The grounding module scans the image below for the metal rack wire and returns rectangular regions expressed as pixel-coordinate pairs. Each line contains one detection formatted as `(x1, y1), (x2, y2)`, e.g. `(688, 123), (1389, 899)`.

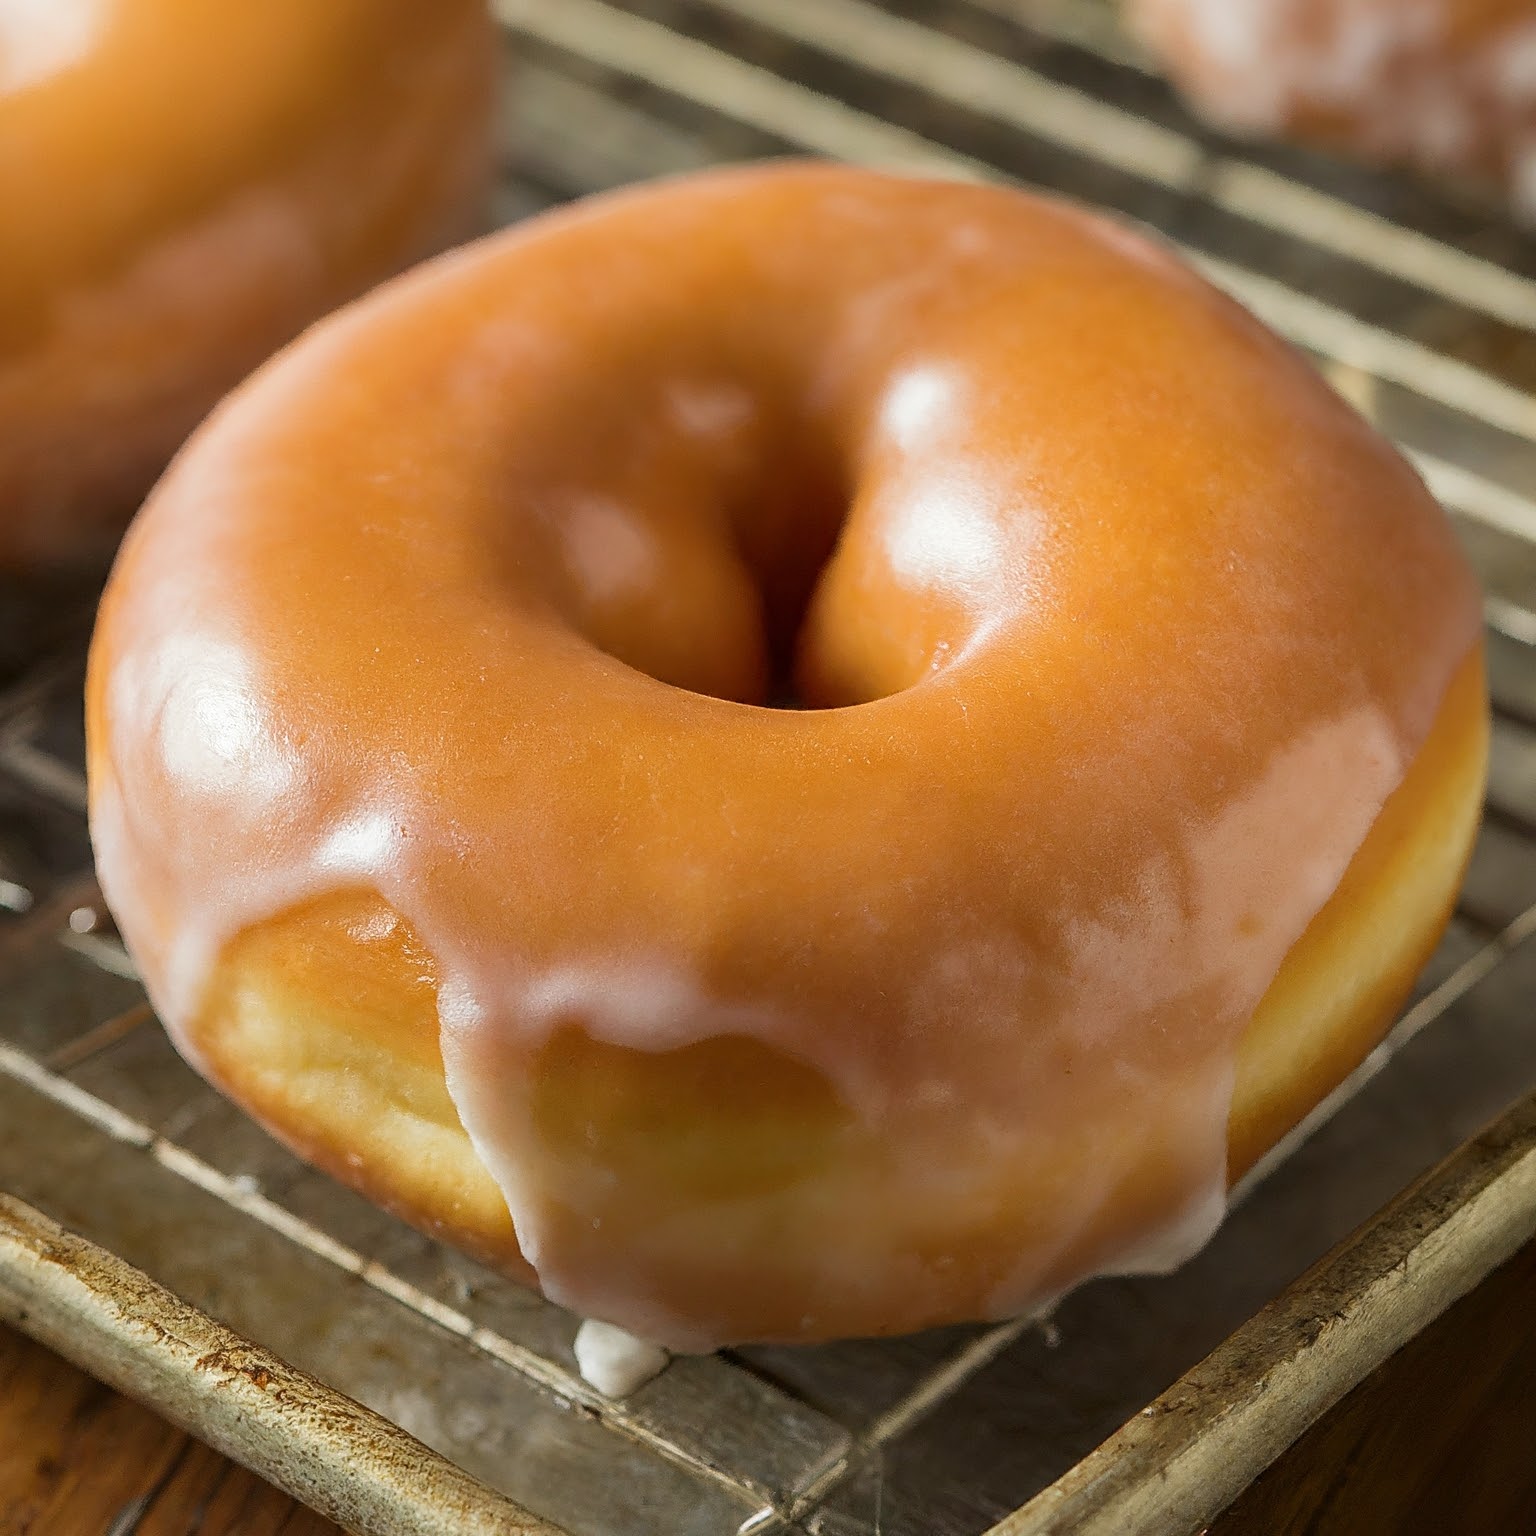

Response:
(4, 3), (1536, 1533)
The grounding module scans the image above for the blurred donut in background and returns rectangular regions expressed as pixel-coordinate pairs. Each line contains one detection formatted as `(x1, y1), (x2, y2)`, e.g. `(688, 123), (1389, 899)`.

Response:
(0, 0), (496, 568)
(1130, 0), (1536, 217)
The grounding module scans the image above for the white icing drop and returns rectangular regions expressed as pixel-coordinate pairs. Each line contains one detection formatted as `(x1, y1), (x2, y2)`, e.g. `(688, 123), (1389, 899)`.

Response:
(572, 1318), (671, 1397)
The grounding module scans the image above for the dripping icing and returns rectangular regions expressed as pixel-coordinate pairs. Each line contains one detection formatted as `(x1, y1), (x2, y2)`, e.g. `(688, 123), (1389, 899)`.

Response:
(97, 693), (1407, 1348)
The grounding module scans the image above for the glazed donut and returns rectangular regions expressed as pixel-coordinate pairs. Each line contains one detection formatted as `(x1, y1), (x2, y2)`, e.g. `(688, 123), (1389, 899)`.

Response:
(86, 164), (1487, 1351)
(0, 0), (495, 568)
(1130, 0), (1536, 215)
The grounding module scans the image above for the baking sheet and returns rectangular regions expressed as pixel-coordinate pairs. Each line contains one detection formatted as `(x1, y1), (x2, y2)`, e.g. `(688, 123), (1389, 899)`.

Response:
(5, 3), (1536, 1533)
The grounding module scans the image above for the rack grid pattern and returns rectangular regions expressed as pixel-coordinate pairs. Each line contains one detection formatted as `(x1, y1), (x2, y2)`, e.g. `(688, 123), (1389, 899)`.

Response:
(4, 4), (1536, 1533)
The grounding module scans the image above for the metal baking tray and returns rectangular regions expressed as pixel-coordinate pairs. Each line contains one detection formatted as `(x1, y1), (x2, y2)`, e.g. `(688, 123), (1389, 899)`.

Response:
(6, 2), (1536, 1532)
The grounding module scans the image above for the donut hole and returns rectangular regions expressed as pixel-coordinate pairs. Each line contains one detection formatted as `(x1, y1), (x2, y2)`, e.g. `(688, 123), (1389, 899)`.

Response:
(530, 1024), (855, 1204)
(539, 356), (995, 711)
(734, 490), (851, 710)
(550, 443), (858, 709)
(554, 447), (990, 712)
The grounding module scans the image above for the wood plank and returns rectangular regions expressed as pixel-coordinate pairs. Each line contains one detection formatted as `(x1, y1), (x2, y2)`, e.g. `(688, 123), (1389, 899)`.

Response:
(0, 1320), (183, 1534)
(0, 1322), (339, 1536)
(136, 1436), (341, 1536)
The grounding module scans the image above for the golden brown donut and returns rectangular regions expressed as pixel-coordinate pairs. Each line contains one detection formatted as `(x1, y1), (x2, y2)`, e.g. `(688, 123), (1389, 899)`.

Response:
(0, 0), (495, 568)
(86, 164), (1486, 1350)
(1130, 0), (1536, 214)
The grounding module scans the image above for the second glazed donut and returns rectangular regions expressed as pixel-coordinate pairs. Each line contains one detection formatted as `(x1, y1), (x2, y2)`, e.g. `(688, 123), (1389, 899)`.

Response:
(1131, 0), (1536, 215)
(0, 0), (495, 567)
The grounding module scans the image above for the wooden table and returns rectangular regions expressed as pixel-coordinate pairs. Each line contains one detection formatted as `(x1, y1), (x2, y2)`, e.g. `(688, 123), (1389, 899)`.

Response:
(5, 1240), (1534, 1536)
(0, 1321), (338, 1536)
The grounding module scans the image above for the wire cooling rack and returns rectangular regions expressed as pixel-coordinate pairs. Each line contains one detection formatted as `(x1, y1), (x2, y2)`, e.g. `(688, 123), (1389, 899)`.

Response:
(4, 3), (1536, 1533)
